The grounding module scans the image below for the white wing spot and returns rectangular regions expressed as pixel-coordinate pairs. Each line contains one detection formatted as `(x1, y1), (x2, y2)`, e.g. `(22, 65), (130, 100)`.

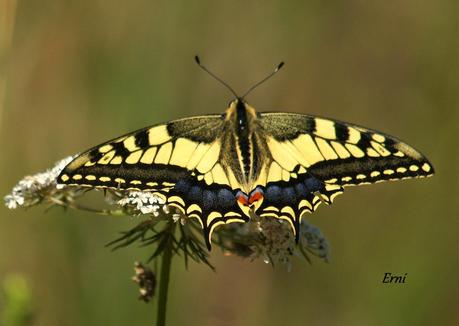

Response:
(366, 148), (380, 157)
(347, 127), (361, 144)
(421, 163), (431, 172)
(110, 156), (123, 165)
(372, 134), (386, 143)
(345, 144), (365, 158)
(314, 118), (336, 139)
(126, 150), (143, 164)
(140, 147), (158, 164)
(98, 145), (113, 153)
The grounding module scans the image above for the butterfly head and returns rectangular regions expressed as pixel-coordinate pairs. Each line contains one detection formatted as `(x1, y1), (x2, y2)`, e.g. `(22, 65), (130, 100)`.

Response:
(225, 98), (257, 122)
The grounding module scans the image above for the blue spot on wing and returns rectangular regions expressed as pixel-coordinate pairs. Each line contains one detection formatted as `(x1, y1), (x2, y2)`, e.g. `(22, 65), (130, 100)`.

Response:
(174, 179), (191, 193)
(282, 187), (296, 206)
(265, 185), (282, 202)
(171, 178), (239, 214)
(265, 174), (323, 206)
(304, 175), (323, 192)
(188, 186), (202, 203)
(202, 190), (217, 211)
(294, 183), (308, 197)
(217, 189), (236, 210)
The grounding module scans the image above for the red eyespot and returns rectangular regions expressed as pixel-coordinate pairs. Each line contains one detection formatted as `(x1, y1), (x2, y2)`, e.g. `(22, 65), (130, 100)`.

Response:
(237, 189), (264, 207)
(248, 191), (263, 204)
(237, 193), (249, 206)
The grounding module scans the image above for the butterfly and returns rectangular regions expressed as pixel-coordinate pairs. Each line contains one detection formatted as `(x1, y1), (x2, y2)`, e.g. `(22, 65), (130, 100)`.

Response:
(57, 58), (434, 250)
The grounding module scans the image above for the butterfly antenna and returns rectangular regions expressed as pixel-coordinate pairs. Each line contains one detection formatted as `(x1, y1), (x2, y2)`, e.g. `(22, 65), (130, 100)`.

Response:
(195, 55), (238, 98)
(241, 62), (284, 98)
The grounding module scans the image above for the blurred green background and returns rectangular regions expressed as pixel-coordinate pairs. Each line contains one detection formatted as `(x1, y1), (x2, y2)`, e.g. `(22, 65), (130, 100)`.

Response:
(1, 0), (458, 325)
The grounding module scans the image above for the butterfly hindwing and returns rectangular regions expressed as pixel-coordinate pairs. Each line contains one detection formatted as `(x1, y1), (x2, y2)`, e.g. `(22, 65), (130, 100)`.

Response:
(257, 164), (343, 241)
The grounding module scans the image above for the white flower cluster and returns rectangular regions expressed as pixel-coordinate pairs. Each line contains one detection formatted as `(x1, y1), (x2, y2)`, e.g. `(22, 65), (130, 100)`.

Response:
(117, 191), (166, 216)
(4, 155), (75, 209)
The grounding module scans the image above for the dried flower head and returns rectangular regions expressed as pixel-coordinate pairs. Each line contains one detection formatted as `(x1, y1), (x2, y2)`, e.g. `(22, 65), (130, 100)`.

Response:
(214, 216), (329, 270)
(132, 262), (156, 302)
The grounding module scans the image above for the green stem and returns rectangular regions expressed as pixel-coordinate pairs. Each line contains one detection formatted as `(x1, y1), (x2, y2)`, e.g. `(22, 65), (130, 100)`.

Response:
(156, 224), (174, 326)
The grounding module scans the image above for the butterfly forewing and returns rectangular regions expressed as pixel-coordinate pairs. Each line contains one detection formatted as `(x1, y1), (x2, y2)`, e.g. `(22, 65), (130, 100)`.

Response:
(259, 112), (434, 186)
(59, 116), (220, 189)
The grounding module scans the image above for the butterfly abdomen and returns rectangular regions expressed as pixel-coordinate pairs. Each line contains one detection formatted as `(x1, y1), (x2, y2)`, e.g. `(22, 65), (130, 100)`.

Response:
(235, 100), (252, 179)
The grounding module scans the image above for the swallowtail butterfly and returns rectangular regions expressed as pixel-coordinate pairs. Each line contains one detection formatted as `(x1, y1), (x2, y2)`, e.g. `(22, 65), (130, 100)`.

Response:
(58, 59), (434, 249)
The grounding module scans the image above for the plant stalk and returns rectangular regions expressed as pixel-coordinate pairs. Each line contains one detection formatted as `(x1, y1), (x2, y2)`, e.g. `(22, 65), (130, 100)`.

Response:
(156, 223), (174, 326)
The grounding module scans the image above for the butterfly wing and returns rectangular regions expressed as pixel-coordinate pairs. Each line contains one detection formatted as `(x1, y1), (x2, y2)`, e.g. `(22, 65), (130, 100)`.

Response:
(260, 112), (434, 184)
(255, 112), (434, 238)
(57, 115), (247, 249)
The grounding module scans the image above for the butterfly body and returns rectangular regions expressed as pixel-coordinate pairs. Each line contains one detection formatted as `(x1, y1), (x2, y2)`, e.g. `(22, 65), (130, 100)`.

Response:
(58, 99), (434, 249)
